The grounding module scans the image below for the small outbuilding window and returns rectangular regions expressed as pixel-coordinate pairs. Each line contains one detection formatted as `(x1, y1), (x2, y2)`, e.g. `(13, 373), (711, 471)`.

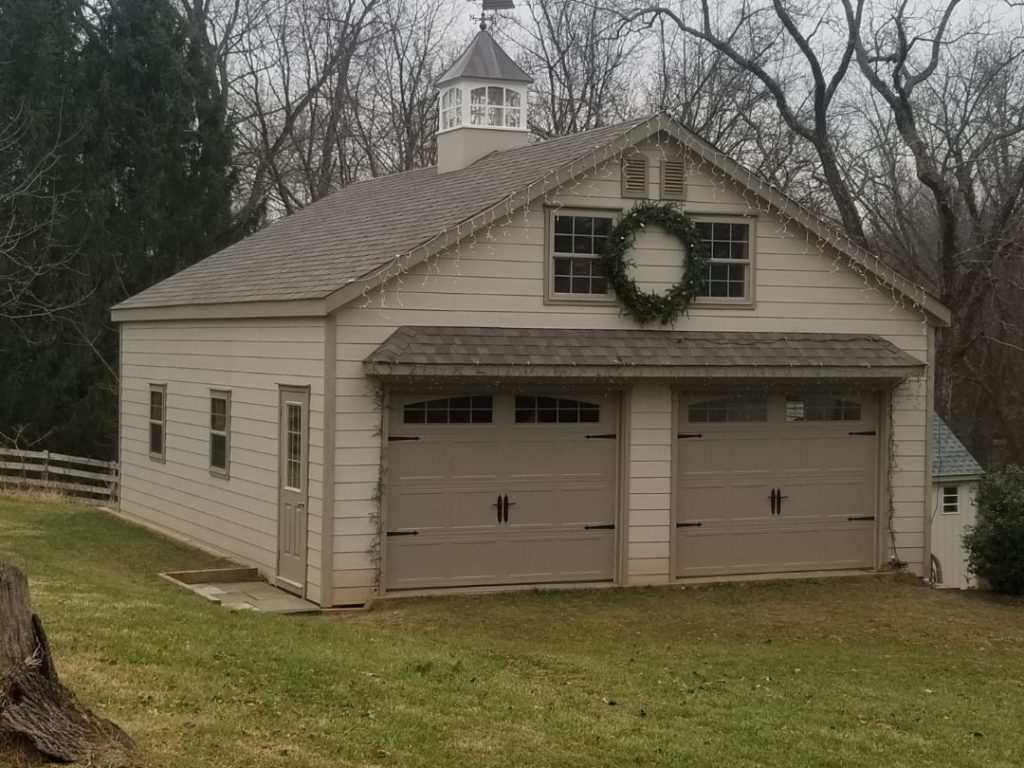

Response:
(550, 212), (615, 297)
(210, 391), (230, 477)
(441, 87), (462, 130)
(694, 220), (752, 301)
(470, 86), (522, 128)
(942, 486), (959, 514)
(688, 398), (767, 423)
(515, 396), (600, 424)
(149, 385), (166, 460)
(785, 395), (862, 422)
(404, 396), (493, 424)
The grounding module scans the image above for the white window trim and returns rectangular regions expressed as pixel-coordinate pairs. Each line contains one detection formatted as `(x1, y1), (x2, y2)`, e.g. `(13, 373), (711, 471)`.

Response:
(544, 206), (620, 305)
(941, 486), (960, 515)
(437, 79), (528, 134)
(148, 384), (167, 462)
(689, 214), (757, 308)
(209, 390), (231, 478)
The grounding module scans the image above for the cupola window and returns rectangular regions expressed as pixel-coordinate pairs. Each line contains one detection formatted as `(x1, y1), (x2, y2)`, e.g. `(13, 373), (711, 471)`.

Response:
(441, 87), (463, 130)
(470, 86), (523, 128)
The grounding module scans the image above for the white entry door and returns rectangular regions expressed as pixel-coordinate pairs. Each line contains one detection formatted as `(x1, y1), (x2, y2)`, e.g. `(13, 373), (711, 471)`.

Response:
(277, 387), (309, 593)
(384, 392), (619, 591)
(675, 392), (878, 578)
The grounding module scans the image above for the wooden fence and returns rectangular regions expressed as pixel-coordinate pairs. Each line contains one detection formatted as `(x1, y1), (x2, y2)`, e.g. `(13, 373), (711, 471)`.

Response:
(0, 448), (118, 505)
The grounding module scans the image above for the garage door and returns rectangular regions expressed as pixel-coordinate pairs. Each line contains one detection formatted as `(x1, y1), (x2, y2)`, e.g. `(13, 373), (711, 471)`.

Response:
(385, 392), (619, 591)
(675, 392), (878, 578)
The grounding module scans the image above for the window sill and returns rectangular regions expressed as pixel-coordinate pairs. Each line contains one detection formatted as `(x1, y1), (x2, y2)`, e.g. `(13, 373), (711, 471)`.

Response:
(149, 453), (166, 464)
(690, 299), (756, 310)
(210, 468), (230, 480)
(544, 294), (618, 307)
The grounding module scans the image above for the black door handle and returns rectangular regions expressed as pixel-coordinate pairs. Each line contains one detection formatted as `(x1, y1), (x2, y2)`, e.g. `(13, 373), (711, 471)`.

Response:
(769, 488), (777, 515)
(778, 490), (788, 515)
(494, 494), (503, 523)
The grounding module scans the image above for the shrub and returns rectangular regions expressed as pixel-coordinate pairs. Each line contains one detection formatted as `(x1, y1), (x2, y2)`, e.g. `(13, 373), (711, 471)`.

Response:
(964, 465), (1024, 594)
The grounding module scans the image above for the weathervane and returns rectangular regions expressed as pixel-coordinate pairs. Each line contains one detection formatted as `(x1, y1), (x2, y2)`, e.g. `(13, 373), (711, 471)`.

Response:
(470, 0), (515, 31)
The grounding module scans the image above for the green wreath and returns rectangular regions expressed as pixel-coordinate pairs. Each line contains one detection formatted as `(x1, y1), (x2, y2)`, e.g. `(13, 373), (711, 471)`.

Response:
(599, 201), (708, 325)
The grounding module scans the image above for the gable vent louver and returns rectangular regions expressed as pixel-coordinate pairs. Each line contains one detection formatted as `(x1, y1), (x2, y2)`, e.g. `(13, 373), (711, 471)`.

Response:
(661, 159), (687, 201)
(621, 155), (648, 199)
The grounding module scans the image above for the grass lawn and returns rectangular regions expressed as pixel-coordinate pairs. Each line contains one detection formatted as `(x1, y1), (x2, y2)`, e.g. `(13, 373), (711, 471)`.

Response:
(1, 499), (1023, 767)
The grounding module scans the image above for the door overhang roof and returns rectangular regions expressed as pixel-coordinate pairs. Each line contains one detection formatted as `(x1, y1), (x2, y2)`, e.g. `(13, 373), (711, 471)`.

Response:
(364, 326), (925, 381)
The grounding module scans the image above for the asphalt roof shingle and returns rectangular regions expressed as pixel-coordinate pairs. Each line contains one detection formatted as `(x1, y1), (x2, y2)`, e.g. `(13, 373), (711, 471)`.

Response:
(933, 415), (984, 479)
(364, 327), (925, 373)
(116, 117), (651, 311)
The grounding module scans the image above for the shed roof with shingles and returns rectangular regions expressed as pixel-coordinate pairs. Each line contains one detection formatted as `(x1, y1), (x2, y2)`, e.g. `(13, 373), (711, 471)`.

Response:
(933, 416), (984, 479)
(115, 117), (651, 311)
(364, 327), (925, 377)
(113, 113), (948, 324)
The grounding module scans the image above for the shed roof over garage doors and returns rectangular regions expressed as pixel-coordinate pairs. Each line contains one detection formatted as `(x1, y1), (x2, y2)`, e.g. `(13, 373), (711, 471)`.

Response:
(365, 327), (925, 381)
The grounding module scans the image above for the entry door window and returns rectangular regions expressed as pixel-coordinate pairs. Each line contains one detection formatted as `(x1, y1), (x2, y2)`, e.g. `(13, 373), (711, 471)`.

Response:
(285, 403), (303, 490)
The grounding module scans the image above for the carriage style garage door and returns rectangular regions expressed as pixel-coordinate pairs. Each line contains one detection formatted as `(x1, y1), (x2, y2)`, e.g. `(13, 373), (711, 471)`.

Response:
(384, 392), (619, 591)
(675, 392), (879, 578)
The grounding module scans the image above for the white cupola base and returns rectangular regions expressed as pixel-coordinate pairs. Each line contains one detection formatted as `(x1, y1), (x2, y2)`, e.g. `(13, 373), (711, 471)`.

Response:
(435, 29), (533, 173)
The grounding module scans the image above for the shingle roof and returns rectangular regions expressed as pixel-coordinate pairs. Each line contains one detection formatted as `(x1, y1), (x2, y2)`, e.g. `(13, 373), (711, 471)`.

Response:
(436, 29), (532, 86)
(364, 327), (925, 377)
(115, 117), (651, 311)
(933, 416), (984, 479)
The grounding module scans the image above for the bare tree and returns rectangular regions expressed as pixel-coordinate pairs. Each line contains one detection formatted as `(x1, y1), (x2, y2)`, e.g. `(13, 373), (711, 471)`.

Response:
(0, 113), (77, 323)
(500, 1), (642, 138)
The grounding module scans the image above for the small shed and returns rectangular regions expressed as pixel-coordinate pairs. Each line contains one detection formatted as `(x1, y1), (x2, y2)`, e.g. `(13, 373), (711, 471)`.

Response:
(930, 416), (985, 589)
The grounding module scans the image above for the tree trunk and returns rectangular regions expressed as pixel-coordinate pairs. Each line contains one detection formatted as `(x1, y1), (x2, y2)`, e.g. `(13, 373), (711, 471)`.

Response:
(0, 563), (135, 766)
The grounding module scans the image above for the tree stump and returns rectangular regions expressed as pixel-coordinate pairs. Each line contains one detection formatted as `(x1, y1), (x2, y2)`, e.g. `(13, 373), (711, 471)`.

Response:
(0, 563), (135, 766)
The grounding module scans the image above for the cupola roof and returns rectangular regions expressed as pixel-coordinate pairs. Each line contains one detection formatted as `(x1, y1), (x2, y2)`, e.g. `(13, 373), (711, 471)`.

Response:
(436, 29), (532, 87)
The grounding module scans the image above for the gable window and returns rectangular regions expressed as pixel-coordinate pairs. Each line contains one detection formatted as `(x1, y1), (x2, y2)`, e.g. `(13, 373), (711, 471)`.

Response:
(404, 396), (493, 425)
(688, 398), (767, 423)
(210, 391), (230, 477)
(550, 212), (614, 297)
(694, 220), (752, 301)
(149, 385), (166, 460)
(441, 87), (462, 130)
(942, 486), (960, 514)
(785, 395), (862, 422)
(515, 396), (600, 424)
(470, 86), (522, 128)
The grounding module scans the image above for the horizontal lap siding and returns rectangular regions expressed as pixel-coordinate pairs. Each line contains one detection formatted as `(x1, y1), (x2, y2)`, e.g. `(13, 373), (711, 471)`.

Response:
(120, 319), (325, 601)
(330, 142), (933, 602)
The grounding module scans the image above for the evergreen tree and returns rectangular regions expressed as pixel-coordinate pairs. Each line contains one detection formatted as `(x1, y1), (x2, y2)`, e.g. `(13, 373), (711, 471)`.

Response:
(0, 0), (236, 458)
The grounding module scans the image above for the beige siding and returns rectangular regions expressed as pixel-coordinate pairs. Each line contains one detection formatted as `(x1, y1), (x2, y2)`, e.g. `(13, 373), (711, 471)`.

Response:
(330, 142), (933, 604)
(119, 319), (326, 602)
(930, 481), (978, 589)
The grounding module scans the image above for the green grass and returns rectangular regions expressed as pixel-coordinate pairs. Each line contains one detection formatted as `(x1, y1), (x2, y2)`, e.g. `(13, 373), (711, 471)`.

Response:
(2, 498), (1024, 767)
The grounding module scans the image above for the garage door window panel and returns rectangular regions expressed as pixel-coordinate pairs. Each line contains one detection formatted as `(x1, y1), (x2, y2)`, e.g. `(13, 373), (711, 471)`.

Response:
(404, 396), (493, 425)
(785, 395), (862, 422)
(515, 396), (601, 424)
(687, 397), (767, 423)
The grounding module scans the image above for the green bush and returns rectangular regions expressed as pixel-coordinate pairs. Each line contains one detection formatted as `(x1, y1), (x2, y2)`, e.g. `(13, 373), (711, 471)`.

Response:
(964, 466), (1024, 594)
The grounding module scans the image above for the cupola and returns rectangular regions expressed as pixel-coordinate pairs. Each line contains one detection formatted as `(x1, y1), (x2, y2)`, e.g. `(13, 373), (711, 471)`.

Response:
(435, 28), (533, 173)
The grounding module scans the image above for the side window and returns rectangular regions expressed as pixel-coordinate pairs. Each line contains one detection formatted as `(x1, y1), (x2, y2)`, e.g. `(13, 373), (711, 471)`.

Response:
(441, 87), (462, 130)
(210, 391), (230, 477)
(469, 86), (522, 127)
(785, 395), (862, 422)
(688, 398), (767, 423)
(694, 221), (752, 301)
(149, 385), (166, 460)
(550, 212), (615, 297)
(403, 396), (493, 425)
(942, 486), (959, 514)
(515, 396), (600, 424)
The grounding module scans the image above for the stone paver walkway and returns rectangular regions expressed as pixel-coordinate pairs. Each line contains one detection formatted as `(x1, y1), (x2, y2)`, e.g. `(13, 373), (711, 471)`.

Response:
(160, 568), (318, 614)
